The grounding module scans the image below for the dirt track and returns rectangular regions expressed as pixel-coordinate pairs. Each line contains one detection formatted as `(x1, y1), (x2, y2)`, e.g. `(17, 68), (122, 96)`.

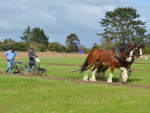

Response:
(0, 71), (150, 89)
(0, 52), (87, 58)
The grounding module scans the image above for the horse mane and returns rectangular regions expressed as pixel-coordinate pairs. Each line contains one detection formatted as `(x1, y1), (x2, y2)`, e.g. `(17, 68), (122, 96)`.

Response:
(117, 43), (130, 52)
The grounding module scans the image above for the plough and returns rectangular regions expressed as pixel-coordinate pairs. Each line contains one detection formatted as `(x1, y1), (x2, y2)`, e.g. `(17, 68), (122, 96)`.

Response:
(13, 62), (46, 76)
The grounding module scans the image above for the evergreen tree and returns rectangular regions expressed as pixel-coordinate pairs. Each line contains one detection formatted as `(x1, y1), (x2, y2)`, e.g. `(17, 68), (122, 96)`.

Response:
(31, 27), (49, 47)
(20, 25), (32, 43)
(20, 26), (49, 46)
(97, 7), (147, 44)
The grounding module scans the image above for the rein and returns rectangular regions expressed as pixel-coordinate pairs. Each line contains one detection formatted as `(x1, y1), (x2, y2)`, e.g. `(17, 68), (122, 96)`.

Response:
(66, 44), (134, 74)
(66, 55), (117, 73)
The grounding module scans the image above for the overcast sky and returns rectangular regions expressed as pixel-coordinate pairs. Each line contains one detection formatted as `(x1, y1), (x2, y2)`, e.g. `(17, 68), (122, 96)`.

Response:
(0, 0), (150, 48)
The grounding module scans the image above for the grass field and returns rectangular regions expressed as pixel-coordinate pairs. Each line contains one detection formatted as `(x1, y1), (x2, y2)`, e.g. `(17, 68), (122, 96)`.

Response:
(0, 52), (150, 112)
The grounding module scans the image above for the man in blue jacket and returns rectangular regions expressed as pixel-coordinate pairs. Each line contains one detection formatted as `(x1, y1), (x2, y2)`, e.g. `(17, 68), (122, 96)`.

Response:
(4, 47), (19, 74)
(28, 47), (38, 68)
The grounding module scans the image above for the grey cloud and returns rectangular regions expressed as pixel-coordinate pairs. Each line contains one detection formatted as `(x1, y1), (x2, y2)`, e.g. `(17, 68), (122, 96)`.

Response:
(0, 0), (150, 48)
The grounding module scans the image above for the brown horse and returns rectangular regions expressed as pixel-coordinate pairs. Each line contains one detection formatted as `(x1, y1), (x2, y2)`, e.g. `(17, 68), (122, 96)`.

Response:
(80, 43), (134, 83)
(95, 44), (142, 83)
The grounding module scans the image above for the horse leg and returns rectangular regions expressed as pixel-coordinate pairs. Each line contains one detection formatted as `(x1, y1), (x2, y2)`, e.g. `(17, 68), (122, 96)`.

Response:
(89, 66), (98, 81)
(119, 69), (123, 83)
(101, 67), (108, 81)
(96, 65), (103, 80)
(127, 67), (132, 78)
(120, 67), (128, 84)
(107, 65), (115, 83)
(83, 65), (92, 81)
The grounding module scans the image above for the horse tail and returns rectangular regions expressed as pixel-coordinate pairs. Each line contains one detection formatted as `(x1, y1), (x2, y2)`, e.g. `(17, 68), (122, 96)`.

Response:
(80, 57), (88, 74)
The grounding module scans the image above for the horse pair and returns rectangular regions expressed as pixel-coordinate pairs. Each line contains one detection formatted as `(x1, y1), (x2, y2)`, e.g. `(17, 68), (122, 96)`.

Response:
(80, 43), (142, 84)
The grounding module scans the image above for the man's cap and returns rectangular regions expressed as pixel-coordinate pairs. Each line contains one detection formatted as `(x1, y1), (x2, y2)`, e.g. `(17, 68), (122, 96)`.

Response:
(11, 47), (14, 51)
(30, 47), (33, 50)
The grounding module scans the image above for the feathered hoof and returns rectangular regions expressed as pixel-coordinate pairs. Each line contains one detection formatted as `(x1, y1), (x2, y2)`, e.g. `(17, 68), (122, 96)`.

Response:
(102, 77), (107, 81)
(83, 76), (88, 81)
(122, 82), (126, 84)
(107, 79), (112, 83)
(89, 77), (96, 81)
(96, 75), (101, 80)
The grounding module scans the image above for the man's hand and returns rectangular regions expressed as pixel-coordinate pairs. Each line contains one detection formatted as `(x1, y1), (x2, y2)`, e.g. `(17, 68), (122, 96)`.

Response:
(6, 58), (8, 60)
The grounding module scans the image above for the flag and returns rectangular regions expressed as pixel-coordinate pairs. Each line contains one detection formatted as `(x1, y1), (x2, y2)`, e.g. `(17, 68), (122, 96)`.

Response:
(73, 40), (83, 54)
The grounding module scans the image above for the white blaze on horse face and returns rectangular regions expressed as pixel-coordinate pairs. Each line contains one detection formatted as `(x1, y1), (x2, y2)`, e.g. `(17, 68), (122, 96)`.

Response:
(126, 50), (133, 62)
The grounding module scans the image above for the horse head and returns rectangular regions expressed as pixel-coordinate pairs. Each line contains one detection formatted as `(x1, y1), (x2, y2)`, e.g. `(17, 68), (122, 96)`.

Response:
(133, 44), (142, 60)
(125, 44), (134, 62)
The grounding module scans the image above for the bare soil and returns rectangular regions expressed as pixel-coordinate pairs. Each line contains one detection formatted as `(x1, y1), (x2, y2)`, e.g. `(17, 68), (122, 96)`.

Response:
(134, 62), (150, 64)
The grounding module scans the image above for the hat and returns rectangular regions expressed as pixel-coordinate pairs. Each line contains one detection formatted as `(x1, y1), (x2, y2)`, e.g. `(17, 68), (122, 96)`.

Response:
(11, 47), (14, 51)
(30, 47), (33, 50)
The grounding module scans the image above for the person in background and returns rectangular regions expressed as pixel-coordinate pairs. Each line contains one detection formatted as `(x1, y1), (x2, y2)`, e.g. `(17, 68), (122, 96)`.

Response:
(4, 47), (19, 74)
(28, 47), (38, 68)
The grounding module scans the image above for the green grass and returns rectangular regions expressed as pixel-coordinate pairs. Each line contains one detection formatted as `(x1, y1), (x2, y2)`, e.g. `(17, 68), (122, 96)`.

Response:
(0, 56), (150, 112)
(0, 75), (150, 113)
(0, 57), (150, 85)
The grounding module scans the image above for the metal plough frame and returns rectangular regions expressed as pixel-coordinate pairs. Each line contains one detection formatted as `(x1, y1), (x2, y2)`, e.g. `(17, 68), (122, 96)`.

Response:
(13, 62), (46, 76)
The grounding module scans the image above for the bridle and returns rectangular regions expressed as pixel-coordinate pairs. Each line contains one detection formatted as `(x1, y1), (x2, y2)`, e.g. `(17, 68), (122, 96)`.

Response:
(133, 44), (142, 57)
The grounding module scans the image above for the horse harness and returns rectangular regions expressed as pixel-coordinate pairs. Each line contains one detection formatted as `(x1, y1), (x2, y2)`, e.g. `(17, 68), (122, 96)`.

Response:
(113, 46), (133, 63)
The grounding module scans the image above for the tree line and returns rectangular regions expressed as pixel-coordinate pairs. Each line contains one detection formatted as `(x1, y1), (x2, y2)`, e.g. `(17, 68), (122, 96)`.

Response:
(0, 29), (90, 53)
(0, 7), (150, 54)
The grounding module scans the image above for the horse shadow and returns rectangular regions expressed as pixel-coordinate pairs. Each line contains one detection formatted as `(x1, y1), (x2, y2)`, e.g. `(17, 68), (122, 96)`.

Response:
(111, 77), (142, 83)
(126, 78), (142, 83)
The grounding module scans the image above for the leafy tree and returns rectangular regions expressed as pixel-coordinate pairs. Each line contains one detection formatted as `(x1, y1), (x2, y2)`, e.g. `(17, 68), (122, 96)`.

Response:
(48, 42), (66, 52)
(91, 43), (100, 50)
(29, 41), (47, 52)
(59, 45), (66, 52)
(37, 44), (47, 52)
(0, 41), (2, 51)
(1, 39), (16, 50)
(20, 25), (32, 43)
(97, 7), (147, 44)
(14, 42), (29, 51)
(31, 27), (49, 47)
(65, 33), (80, 52)
(99, 39), (115, 50)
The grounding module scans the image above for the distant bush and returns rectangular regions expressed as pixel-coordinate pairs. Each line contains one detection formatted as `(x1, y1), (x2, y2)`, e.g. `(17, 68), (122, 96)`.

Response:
(48, 42), (66, 52)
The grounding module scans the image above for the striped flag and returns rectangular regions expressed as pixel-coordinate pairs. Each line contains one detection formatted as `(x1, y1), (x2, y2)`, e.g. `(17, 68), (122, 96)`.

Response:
(73, 40), (83, 54)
